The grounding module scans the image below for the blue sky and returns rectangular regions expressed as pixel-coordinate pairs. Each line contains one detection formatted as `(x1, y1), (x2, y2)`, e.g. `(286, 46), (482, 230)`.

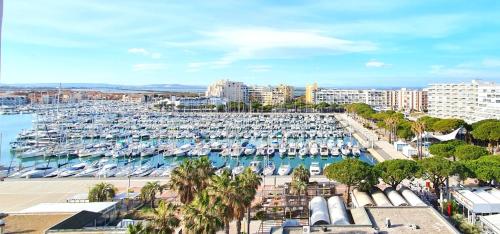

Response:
(2, 0), (500, 87)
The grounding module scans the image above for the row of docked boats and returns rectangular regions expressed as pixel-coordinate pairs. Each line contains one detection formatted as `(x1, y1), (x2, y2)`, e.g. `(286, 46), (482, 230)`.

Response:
(10, 101), (353, 160)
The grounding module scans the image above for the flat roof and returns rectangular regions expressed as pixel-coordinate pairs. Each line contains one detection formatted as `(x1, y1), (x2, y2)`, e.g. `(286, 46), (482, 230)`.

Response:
(20, 202), (117, 214)
(4, 213), (72, 234)
(480, 214), (500, 234)
(366, 207), (459, 234)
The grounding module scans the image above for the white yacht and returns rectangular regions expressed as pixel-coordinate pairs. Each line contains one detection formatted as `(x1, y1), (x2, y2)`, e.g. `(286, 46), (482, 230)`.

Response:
(232, 165), (245, 175)
(309, 162), (321, 176)
(249, 160), (262, 174)
(278, 143), (287, 157)
(174, 144), (192, 157)
(277, 164), (291, 176)
(330, 147), (340, 157)
(288, 143), (297, 157)
(20, 165), (56, 178)
(96, 163), (118, 178)
(244, 145), (256, 156)
(263, 162), (275, 176)
(319, 144), (329, 157)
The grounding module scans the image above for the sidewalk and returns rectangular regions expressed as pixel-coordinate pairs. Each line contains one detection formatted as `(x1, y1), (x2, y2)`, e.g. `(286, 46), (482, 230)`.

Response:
(335, 113), (408, 162)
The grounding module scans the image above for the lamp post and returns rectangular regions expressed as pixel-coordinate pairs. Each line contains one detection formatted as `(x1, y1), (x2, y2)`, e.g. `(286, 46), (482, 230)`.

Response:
(0, 219), (5, 234)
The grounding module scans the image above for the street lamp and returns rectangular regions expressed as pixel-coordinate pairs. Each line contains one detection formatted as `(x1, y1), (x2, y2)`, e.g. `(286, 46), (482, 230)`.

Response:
(0, 219), (5, 234)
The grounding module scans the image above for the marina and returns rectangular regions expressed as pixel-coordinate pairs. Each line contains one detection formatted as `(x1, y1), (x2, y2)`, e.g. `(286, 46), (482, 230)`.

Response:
(1, 101), (376, 179)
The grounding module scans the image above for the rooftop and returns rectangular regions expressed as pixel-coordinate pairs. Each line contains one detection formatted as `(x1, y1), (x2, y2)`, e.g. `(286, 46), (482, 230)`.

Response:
(20, 202), (117, 214)
(3, 213), (72, 234)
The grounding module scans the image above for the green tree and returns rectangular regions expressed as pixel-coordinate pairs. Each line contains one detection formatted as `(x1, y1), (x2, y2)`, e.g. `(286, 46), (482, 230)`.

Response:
(418, 157), (458, 198)
(466, 155), (500, 185)
(150, 201), (180, 234)
(429, 140), (465, 160)
(182, 191), (224, 234)
(169, 157), (214, 204)
(432, 119), (466, 134)
(397, 120), (415, 141)
(454, 145), (489, 161)
(207, 172), (240, 234)
(88, 182), (117, 202)
(235, 168), (262, 234)
(374, 159), (420, 188)
(471, 119), (500, 153)
(291, 164), (310, 184)
(140, 181), (165, 209)
(127, 222), (152, 234)
(418, 116), (441, 132)
(324, 159), (378, 204)
(411, 121), (425, 159)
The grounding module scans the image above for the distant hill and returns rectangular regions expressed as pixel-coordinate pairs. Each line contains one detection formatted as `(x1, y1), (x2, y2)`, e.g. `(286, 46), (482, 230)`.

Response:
(0, 83), (207, 93)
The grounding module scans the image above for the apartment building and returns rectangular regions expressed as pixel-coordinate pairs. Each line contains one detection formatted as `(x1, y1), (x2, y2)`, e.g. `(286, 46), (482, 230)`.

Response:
(313, 89), (388, 110)
(0, 95), (27, 106)
(305, 83), (318, 104)
(386, 88), (428, 112)
(264, 84), (294, 106)
(205, 80), (249, 103)
(248, 85), (272, 104)
(426, 80), (499, 123)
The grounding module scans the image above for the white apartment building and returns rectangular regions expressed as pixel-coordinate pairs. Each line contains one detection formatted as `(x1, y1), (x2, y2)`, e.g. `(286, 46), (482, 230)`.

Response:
(205, 80), (248, 103)
(476, 81), (500, 120)
(386, 88), (428, 112)
(161, 96), (226, 107)
(313, 89), (388, 110)
(426, 80), (499, 123)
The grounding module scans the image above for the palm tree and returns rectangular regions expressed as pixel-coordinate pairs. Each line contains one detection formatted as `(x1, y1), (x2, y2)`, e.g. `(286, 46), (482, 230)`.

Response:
(291, 164), (310, 183)
(140, 181), (165, 209)
(193, 156), (215, 191)
(150, 201), (180, 234)
(169, 160), (197, 204)
(182, 191), (224, 234)
(127, 222), (152, 234)
(207, 172), (239, 234)
(384, 116), (400, 143)
(88, 182), (116, 202)
(291, 180), (308, 218)
(169, 157), (214, 204)
(411, 121), (425, 160)
(235, 168), (262, 234)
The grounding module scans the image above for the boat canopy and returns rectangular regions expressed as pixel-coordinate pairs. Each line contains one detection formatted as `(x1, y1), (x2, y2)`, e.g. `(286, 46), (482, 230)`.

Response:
(370, 188), (393, 207)
(309, 196), (330, 225)
(383, 187), (409, 206)
(399, 186), (426, 206)
(351, 188), (375, 207)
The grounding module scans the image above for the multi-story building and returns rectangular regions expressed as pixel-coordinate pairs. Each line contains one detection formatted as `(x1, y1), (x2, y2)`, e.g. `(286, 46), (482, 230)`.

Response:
(476, 81), (500, 121)
(305, 83), (318, 104)
(248, 85), (272, 104)
(313, 89), (388, 110)
(0, 95), (27, 106)
(205, 80), (248, 103)
(426, 80), (499, 123)
(386, 88), (428, 112)
(265, 84), (294, 106)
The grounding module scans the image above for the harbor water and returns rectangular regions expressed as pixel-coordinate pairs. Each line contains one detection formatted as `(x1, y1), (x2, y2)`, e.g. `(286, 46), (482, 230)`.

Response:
(1, 113), (377, 177)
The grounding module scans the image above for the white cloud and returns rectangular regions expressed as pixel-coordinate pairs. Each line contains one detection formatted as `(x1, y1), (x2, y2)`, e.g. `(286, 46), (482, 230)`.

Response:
(365, 60), (389, 68)
(128, 48), (162, 59)
(167, 27), (377, 65)
(429, 64), (500, 78)
(483, 58), (500, 68)
(248, 65), (272, 72)
(128, 48), (149, 55)
(132, 63), (166, 72)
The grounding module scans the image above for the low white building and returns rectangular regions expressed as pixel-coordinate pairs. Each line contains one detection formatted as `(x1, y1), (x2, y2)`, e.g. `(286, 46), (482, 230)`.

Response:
(452, 188), (500, 224)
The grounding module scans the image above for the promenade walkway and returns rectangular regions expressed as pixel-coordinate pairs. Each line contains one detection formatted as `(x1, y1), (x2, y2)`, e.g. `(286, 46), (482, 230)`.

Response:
(334, 113), (408, 162)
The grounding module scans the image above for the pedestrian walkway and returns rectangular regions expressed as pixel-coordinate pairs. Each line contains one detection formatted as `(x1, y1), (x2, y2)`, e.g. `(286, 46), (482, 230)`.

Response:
(335, 113), (408, 162)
